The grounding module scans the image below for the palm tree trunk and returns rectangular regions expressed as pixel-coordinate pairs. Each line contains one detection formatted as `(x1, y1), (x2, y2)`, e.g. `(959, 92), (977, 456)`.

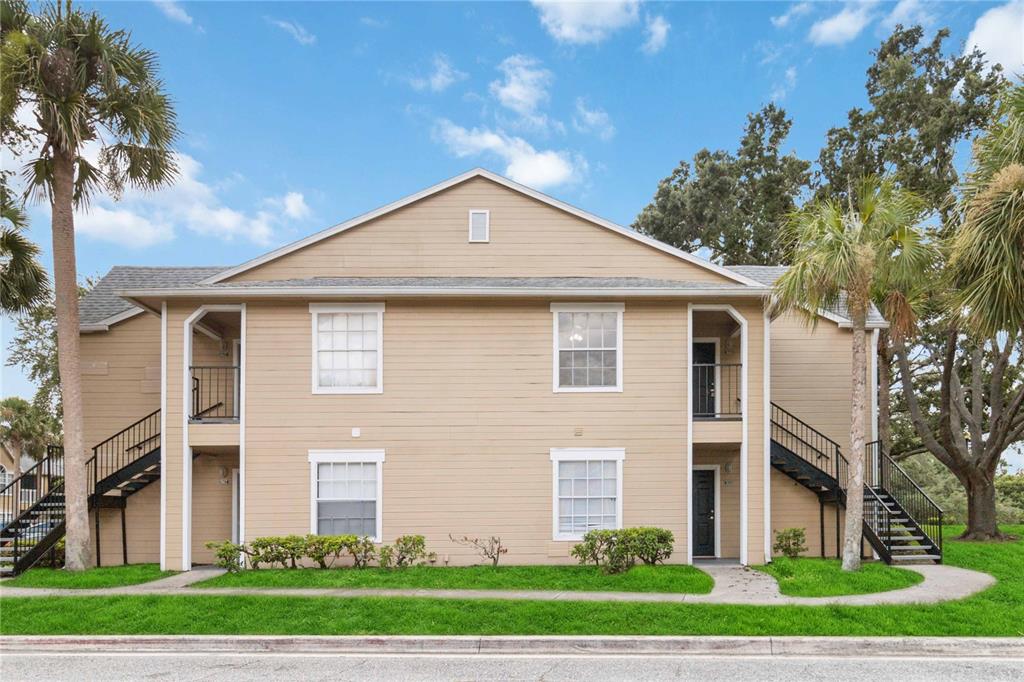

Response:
(877, 330), (892, 450)
(11, 439), (23, 479)
(50, 149), (91, 571)
(842, 305), (868, 572)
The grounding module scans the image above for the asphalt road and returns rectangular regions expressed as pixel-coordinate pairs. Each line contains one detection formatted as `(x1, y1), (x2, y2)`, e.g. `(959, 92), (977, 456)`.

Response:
(2, 652), (1022, 681)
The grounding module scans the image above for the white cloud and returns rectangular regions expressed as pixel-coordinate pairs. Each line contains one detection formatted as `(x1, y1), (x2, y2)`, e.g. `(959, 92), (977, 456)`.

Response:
(531, 0), (640, 45)
(360, 16), (388, 28)
(152, 0), (193, 26)
(282, 192), (311, 220)
(964, 1), (1023, 75)
(771, 2), (812, 29)
(770, 66), (798, 101)
(409, 54), (468, 93)
(434, 119), (585, 189)
(881, 0), (935, 30)
(75, 205), (174, 248)
(267, 18), (317, 46)
(809, 2), (876, 46)
(641, 14), (670, 54)
(572, 98), (615, 140)
(490, 55), (552, 117)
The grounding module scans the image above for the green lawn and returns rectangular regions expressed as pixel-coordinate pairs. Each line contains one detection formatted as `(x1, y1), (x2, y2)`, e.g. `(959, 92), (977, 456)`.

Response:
(3, 564), (175, 590)
(753, 557), (923, 597)
(195, 564), (714, 594)
(0, 526), (1018, 636)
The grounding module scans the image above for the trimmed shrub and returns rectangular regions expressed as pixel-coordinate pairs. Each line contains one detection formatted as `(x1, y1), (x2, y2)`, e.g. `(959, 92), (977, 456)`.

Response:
(630, 527), (675, 565)
(247, 537), (288, 569)
(346, 536), (377, 568)
(304, 534), (354, 569)
(773, 527), (807, 558)
(279, 535), (307, 569)
(377, 544), (395, 569)
(571, 527), (675, 574)
(392, 534), (427, 567)
(205, 540), (244, 572)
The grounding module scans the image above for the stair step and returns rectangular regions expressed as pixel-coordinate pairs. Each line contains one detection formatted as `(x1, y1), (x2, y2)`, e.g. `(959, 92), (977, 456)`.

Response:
(889, 554), (938, 562)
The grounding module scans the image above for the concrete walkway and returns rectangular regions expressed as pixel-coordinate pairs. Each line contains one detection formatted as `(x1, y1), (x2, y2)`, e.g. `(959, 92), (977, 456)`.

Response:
(0, 562), (995, 606)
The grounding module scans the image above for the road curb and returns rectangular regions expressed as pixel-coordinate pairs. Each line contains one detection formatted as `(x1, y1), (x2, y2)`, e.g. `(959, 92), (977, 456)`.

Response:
(2, 635), (1022, 657)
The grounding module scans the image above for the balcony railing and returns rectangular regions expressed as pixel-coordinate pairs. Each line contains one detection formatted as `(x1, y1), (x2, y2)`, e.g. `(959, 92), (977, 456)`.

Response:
(190, 365), (240, 421)
(692, 363), (742, 418)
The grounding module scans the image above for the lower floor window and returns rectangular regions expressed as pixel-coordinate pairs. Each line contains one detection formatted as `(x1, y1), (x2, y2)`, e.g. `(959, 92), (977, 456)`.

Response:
(550, 448), (624, 540)
(308, 450), (384, 541)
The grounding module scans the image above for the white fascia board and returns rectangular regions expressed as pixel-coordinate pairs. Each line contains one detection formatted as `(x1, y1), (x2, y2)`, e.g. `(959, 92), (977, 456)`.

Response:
(199, 168), (767, 289)
(79, 307), (146, 332)
(118, 287), (768, 299)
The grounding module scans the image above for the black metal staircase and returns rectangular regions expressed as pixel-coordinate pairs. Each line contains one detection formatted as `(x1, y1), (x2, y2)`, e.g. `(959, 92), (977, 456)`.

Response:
(0, 410), (161, 576)
(769, 402), (942, 564)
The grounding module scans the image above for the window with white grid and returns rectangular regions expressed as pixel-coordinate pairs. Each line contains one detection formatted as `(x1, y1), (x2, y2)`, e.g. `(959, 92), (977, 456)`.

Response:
(309, 451), (384, 541)
(310, 304), (384, 394)
(552, 304), (623, 392)
(550, 449), (624, 540)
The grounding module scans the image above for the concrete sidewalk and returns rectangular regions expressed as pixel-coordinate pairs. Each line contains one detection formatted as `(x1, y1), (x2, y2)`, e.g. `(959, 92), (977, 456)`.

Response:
(0, 562), (996, 606)
(1, 635), (1022, 658)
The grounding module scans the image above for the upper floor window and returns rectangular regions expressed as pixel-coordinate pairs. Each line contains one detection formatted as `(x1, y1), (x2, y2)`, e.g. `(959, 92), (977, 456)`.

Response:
(551, 303), (623, 392)
(309, 303), (384, 394)
(468, 210), (489, 242)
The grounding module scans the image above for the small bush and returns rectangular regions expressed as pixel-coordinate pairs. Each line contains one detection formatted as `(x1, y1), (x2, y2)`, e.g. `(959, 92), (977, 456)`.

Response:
(346, 536), (377, 568)
(392, 535), (427, 567)
(631, 527), (675, 565)
(449, 534), (509, 567)
(304, 534), (354, 569)
(377, 544), (395, 569)
(571, 527), (675, 574)
(279, 535), (307, 569)
(773, 527), (808, 559)
(247, 537), (288, 569)
(205, 540), (243, 572)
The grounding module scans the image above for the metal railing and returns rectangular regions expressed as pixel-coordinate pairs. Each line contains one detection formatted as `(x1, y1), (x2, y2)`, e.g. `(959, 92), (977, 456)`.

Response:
(692, 363), (742, 418)
(862, 485), (894, 564)
(0, 445), (63, 534)
(190, 365), (240, 421)
(865, 440), (943, 559)
(88, 410), (162, 492)
(770, 402), (848, 488)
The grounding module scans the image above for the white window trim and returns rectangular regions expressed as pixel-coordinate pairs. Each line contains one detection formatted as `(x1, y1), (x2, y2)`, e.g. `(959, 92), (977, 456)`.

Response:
(308, 449), (385, 542)
(550, 447), (625, 541)
(468, 209), (490, 243)
(550, 303), (624, 393)
(309, 303), (385, 395)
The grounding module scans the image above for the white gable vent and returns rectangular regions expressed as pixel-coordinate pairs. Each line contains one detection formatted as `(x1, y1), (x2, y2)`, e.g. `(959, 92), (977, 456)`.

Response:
(468, 210), (490, 243)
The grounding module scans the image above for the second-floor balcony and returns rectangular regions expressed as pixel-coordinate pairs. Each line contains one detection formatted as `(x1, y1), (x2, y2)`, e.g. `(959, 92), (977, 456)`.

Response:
(190, 365), (240, 423)
(692, 363), (742, 419)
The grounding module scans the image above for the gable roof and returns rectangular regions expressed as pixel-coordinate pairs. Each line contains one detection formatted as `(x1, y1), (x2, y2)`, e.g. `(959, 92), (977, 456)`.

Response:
(200, 168), (766, 288)
(80, 266), (227, 331)
(725, 265), (888, 329)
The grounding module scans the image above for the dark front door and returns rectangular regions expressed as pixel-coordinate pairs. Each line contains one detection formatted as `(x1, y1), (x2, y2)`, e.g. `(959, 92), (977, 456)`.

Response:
(693, 342), (717, 417)
(693, 470), (716, 557)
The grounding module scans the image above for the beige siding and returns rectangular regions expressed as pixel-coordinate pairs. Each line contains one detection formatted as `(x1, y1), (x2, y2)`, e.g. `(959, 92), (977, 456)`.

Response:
(190, 452), (237, 564)
(92, 484), (160, 566)
(242, 298), (694, 564)
(226, 177), (739, 284)
(80, 314), (161, 450)
(770, 311), (874, 454)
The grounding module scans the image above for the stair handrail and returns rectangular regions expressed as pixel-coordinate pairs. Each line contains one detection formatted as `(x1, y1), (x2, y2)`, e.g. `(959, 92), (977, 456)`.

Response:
(770, 402), (849, 491)
(88, 409), (161, 493)
(770, 402), (843, 451)
(868, 440), (943, 559)
(861, 484), (894, 563)
(1, 445), (63, 534)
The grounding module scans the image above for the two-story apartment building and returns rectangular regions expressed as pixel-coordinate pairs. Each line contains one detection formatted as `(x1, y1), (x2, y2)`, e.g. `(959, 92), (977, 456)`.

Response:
(0, 169), (944, 575)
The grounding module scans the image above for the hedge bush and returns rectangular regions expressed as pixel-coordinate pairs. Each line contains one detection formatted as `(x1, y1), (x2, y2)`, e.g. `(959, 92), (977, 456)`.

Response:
(773, 527), (807, 558)
(206, 534), (428, 570)
(571, 527), (674, 574)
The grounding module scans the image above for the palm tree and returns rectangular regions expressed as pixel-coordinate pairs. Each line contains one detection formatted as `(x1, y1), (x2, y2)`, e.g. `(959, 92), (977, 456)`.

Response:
(0, 179), (48, 313)
(0, 397), (55, 479)
(771, 177), (932, 571)
(950, 83), (1024, 338)
(1, 0), (179, 569)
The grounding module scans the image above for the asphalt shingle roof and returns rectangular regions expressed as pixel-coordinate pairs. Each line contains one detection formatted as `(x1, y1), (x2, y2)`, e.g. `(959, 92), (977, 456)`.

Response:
(80, 266), (227, 326)
(725, 265), (887, 326)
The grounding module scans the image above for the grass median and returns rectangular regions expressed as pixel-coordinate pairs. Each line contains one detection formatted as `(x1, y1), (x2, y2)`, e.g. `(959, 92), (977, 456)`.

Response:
(193, 564), (714, 594)
(3, 564), (175, 590)
(753, 557), (923, 597)
(0, 526), (1017, 636)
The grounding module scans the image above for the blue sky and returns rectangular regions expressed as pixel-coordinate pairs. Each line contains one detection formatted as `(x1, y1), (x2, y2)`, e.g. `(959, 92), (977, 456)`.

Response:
(1, 0), (1021, 402)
